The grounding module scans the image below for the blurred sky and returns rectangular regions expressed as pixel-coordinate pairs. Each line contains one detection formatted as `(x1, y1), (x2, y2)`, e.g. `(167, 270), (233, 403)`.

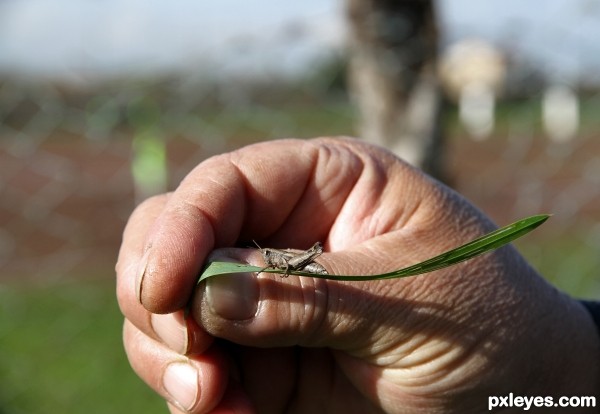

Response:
(0, 0), (599, 82)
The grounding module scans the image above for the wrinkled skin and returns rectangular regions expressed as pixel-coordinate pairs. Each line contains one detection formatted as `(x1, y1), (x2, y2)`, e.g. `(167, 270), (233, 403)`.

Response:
(116, 137), (599, 413)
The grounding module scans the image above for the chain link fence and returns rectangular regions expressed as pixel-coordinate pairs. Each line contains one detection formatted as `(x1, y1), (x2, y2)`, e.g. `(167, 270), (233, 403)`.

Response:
(0, 71), (355, 283)
(2, 68), (599, 293)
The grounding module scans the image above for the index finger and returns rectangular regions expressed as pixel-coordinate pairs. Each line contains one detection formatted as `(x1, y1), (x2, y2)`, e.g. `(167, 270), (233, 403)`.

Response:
(136, 138), (363, 313)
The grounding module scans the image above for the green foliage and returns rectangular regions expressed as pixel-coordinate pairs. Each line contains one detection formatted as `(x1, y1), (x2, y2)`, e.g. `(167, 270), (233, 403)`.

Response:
(0, 281), (164, 414)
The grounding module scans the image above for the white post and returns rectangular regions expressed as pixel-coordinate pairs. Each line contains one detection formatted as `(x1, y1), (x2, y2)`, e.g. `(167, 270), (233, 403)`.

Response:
(542, 84), (579, 143)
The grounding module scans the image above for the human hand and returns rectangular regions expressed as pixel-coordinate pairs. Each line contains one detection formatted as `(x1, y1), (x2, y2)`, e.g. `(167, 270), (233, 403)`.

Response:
(116, 137), (599, 413)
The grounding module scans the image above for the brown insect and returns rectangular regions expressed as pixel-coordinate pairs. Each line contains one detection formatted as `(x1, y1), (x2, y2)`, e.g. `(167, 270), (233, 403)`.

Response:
(254, 241), (328, 277)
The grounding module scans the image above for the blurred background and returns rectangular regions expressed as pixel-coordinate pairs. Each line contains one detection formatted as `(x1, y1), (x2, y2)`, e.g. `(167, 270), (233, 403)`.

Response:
(1, 0), (600, 412)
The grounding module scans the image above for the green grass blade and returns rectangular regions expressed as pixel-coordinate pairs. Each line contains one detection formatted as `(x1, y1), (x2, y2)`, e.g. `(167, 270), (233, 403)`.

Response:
(199, 261), (264, 281)
(371, 214), (550, 279)
(198, 214), (550, 283)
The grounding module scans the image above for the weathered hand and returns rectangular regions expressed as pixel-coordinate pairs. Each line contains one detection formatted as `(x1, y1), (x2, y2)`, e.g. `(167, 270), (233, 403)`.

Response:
(116, 137), (598, 413)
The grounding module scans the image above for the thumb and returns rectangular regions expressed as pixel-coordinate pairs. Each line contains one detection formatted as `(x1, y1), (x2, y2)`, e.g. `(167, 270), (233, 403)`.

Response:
(191, 246), (423, 352)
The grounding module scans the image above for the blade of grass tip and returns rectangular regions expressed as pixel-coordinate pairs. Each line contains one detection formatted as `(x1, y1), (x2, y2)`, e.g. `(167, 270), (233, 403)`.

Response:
(198, 214), (550, 282)
(372, 213), (550, 280)
(198, 262), (263, 283)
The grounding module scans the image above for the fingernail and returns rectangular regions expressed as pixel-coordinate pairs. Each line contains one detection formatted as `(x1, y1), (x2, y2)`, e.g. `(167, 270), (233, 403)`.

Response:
(151, 312), (189, 354)
(206, 272), (259, 320)
(135, 248), (151, 304)
(162, 362), (199, 412)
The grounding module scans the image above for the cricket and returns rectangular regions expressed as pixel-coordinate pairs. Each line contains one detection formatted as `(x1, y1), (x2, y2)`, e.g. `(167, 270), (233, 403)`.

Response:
(254, 241), (328, 277)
